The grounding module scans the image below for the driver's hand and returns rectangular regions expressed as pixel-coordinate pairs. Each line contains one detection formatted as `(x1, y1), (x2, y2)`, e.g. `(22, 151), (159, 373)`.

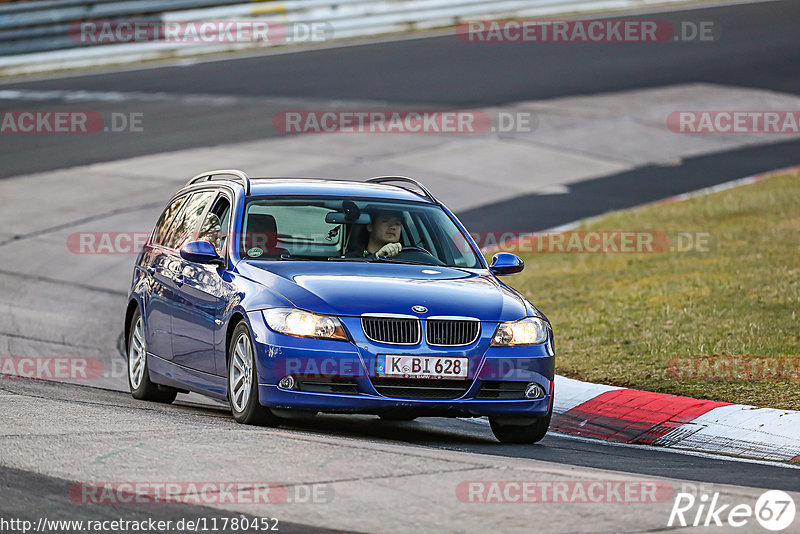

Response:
(376, 243), (402, 258)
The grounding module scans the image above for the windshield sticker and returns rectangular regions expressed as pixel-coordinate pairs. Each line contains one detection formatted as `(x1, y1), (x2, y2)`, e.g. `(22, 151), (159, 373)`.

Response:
(247, 247), (263, 258)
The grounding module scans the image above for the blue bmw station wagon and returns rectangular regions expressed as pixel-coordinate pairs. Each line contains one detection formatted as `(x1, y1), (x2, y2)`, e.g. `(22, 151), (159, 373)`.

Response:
(125, 170), (555, 443)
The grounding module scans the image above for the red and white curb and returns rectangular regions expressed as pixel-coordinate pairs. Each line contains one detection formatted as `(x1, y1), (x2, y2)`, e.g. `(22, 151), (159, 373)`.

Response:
(544, 168), (800, 462)
(479, 166), (800, 463)
(552, 376), (800, 463)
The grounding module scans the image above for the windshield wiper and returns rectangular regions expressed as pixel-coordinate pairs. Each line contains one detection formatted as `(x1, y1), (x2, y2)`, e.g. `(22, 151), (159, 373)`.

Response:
(375, 257), (435, 266)
(277, 254), (317, 261)
(327, 256), (379, 262)
(326, 256), (443, 266)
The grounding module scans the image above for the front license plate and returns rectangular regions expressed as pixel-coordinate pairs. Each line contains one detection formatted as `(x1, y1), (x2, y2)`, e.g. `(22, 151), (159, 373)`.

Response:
(376, 355), (468, 379)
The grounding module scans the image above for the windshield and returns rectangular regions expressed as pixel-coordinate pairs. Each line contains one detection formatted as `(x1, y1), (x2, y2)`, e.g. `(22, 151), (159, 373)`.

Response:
(239, 196), (483, 268)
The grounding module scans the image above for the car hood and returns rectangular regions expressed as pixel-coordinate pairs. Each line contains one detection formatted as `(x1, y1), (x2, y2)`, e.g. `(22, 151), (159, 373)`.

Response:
(237, 261), (529, 321)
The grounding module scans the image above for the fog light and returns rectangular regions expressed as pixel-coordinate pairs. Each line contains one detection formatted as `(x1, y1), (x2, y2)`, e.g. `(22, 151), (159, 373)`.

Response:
(525, 383), (545, 399)
(278, 375), (296, 390)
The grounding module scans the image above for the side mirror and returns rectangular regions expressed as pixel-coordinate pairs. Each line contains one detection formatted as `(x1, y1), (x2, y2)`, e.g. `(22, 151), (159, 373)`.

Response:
(180, 241), (224, 265)
(490, 252), (524, 275)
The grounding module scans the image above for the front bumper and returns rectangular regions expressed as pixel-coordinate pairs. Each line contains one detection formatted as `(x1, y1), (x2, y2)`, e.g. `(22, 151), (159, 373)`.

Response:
(247, 312), (555, 418)
(258, 385), (552, 417)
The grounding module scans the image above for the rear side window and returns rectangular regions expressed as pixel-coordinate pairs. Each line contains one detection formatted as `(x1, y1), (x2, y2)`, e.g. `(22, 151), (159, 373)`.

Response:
(164, 191), (217, 250)
(151, 195), (187, 246)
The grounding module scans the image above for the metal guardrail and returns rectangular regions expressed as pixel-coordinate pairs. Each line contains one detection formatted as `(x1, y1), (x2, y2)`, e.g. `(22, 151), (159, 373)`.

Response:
(0, 0), (694, 68)
(0, 0), (251, 54)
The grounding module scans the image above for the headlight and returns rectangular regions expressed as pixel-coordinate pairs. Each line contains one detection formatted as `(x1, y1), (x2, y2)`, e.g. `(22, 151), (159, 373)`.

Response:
(491, 317), (548, 346)
(263, 308), (348, 341)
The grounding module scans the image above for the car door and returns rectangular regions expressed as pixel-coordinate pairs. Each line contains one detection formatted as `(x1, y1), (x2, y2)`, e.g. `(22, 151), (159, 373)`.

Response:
(151, 189), (218, 371)
(141, 194), (188, 360)
(170, 191), (231, 375)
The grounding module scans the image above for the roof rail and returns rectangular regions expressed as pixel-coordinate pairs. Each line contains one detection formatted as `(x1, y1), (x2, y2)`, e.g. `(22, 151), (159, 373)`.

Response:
(186, 169), (250, 195)
(365, 176), (436, 203)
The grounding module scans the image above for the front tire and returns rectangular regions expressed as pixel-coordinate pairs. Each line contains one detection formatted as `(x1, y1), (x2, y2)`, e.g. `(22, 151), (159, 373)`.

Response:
(228, 321), (280, 426)
(489, 413), (551, 444)
(127, 309), (177, 404)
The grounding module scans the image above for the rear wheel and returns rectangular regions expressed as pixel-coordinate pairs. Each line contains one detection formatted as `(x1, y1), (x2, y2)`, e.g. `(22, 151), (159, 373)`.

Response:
(127, 309), (177, 403)
(228, 321), (280, 426)
(489, 413), (551, 444)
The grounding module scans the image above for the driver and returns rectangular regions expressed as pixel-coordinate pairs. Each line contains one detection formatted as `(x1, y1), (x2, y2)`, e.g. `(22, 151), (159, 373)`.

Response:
(348, 209), (404, 259)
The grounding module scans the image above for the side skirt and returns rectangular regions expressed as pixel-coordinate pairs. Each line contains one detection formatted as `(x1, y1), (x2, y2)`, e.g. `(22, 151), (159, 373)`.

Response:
(147, 353), (228, 401)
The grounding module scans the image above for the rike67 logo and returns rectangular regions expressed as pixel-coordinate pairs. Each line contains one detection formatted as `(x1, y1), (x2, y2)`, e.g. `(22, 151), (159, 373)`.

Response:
(669, 490), (796, 531)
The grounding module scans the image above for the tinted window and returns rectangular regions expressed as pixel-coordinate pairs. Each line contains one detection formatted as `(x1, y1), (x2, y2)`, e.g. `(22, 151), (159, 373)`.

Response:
(198, 194), (231, 254)
(243, 203), (341, 257)
(151, 195), (187, 246)
(165, 191), (216, 250)
(240, 197), (482, 268)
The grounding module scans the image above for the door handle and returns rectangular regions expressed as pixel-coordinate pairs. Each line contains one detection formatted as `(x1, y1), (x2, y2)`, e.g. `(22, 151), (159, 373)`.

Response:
(173, 275), (185, 286)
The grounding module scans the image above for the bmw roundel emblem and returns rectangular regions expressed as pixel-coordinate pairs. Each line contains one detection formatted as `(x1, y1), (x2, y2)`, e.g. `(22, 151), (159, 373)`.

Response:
(412, 305), (427, 313)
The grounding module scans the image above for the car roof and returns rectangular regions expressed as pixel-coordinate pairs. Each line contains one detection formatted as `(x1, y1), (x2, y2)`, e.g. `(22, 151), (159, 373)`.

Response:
(185, 177), (436, 203)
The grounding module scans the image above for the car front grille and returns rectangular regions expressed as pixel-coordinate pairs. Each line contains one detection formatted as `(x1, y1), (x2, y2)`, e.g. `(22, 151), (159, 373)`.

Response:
(370, 378), (472, 400)
(296, 378), (359, 395)
(426, 319), (480, 346)
(362, 316), (420, 345)
(474, 381), (529, 400)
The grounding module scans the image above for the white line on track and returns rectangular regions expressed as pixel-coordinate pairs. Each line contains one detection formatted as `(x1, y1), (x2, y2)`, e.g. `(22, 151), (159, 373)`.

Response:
(0, 89), (238, 105)
(459, 417), (800, 470)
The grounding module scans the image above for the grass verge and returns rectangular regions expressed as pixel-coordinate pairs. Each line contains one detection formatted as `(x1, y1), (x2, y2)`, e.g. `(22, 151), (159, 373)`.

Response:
(507, 170), (800, 410)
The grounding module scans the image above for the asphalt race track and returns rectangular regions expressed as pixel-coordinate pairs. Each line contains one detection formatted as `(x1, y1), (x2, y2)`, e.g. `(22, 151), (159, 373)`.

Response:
(2, 378), (799, 532)
(1, 0), (799, 532)
(1, 0), (799, 181)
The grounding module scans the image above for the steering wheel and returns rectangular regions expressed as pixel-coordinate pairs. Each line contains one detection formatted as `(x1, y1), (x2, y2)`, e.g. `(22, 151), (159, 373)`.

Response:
(392, 246), (445, 266)
(399, 246), (433, 256)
